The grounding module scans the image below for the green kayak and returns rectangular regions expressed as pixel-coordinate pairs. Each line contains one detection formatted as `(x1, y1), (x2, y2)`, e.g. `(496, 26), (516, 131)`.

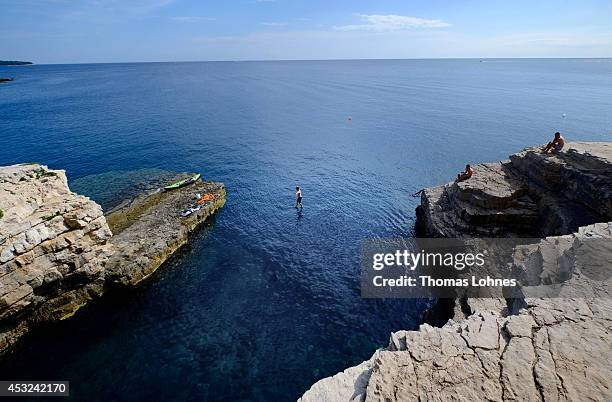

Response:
(164, 173), (201, 191)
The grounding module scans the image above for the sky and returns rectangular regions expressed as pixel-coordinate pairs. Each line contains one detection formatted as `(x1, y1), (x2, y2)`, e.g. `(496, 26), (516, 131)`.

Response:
(1, 0), (611, 63)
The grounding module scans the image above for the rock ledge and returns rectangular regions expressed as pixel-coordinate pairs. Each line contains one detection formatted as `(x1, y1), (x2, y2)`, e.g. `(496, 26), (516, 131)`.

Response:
(0, 164), (225, 355)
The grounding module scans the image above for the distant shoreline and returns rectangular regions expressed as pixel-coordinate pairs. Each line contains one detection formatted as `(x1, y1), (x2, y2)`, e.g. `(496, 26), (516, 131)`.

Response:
(11, 57), (612, 67)
(0, 60), (33, 66)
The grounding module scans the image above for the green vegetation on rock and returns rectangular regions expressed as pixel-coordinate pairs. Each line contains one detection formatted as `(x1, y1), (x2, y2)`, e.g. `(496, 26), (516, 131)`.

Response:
(34, 168), (57, 179)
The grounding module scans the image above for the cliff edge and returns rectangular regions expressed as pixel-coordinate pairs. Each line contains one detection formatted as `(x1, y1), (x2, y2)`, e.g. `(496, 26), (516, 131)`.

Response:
(300, 142), (612, 402)
(0, 164), (225, 355)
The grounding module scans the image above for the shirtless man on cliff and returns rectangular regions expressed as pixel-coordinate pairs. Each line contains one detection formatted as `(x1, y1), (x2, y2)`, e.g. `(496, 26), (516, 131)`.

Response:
(542, 132), (565, 153)
(456, 164), (473, 182)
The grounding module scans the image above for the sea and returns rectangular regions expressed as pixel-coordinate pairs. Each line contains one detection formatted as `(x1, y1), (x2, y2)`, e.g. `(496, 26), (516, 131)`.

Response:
(0, 59), (611, 401)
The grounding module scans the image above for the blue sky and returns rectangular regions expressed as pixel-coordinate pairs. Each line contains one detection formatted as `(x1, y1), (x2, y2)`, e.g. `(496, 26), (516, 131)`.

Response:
(1, 0), (611, 63)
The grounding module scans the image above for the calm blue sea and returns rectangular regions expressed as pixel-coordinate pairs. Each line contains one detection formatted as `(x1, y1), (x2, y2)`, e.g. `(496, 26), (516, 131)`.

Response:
(0, 59), (611, 401)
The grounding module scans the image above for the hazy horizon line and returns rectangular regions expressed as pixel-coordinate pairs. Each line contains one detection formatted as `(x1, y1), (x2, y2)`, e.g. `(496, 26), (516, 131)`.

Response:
(10, 56), (612, 66)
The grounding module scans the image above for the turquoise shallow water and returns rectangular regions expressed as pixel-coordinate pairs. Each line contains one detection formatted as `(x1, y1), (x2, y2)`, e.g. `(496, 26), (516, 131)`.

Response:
(0, 59), (611, 401)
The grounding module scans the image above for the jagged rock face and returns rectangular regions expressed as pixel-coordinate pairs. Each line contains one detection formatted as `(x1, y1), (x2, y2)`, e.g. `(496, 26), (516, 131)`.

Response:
(418, 162), (540, 237)
(510, 142), (612, 221)
(367, 295), (611, 402)
(417, 143), (611, 238)
(300, 223), (612, 402)
(0, 164), (113, 350)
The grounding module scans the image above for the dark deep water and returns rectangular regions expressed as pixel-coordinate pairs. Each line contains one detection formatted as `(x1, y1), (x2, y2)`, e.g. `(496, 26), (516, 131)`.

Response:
(0, 59), (611, 401)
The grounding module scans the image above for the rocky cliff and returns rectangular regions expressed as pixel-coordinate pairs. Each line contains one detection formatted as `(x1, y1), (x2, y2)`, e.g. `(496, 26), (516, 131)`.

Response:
(0, 164), (224, 355)
(300, 142), (612, 402)
(416, 142), (611, 238)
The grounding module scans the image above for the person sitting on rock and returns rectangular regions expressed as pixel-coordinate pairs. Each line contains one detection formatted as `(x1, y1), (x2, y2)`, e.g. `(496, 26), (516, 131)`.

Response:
(542, 132), (565, 153)
(456, 164), (473, 182)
